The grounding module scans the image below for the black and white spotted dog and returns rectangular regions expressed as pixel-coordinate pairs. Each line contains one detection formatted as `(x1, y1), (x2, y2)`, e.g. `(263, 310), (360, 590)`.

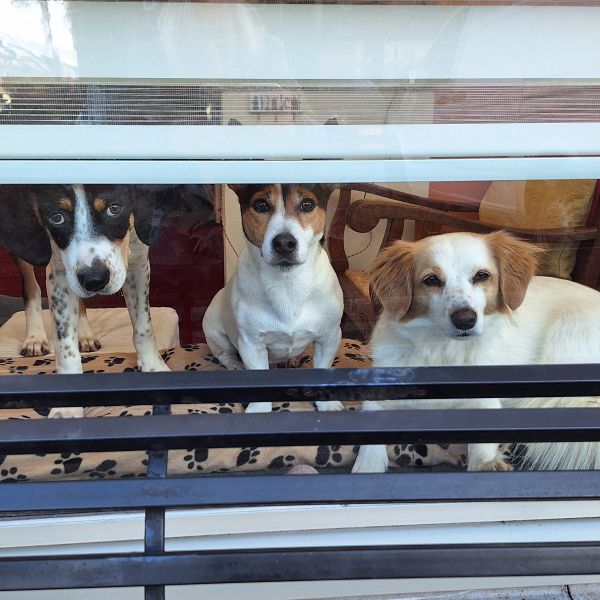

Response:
(0, 184), (172, 418)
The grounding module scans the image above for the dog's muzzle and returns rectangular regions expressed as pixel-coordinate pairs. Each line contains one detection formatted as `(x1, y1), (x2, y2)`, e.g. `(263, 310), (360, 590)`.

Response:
(271, 233), (300, 267)
(450, 308), (477, 332)
(272, 233), (297, 256)
(77, 259), (110, 293)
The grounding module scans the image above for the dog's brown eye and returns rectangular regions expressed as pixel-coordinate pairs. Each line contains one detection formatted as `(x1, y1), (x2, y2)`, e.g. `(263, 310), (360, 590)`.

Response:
(423, 274), (441, 287)
(299, 198), (315, 213)
(48, 212), (65, 226)
(107, 203), (122, 217)
(252, 199), (270, 213)
(473, 271), (490, 283)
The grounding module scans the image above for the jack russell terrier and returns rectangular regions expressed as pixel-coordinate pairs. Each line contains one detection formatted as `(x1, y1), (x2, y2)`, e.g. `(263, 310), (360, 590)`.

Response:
(0, 185), (171, 418)
(203, 183), (344, 413)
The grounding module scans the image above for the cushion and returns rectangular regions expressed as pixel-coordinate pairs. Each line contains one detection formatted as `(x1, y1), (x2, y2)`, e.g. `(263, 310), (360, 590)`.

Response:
(0, 341), (466, 482)
(0, 307), (180, 357)
(479, 180), (596, 279)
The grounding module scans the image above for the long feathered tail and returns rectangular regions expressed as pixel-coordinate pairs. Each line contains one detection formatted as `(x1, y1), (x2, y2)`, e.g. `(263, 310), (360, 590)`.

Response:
(503, 396), (600, 470)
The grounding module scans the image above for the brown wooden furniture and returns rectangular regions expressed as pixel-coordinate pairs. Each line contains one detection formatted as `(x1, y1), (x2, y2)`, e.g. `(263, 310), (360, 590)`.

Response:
(328, 182), (600, 341)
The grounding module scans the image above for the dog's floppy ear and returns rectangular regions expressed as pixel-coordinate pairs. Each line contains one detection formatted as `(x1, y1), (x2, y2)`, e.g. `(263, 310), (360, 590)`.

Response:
(227, 184), (248, 200)
(133, 185), (177, 246)
(487, 230), (541, 311)
(316, 183), (338, 200)
(369, 240), (415, 320)
(0, 186), (51, 266)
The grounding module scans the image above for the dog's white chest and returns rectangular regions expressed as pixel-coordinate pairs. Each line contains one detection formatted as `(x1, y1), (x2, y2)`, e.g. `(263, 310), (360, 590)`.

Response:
(261, 329), (315, 361)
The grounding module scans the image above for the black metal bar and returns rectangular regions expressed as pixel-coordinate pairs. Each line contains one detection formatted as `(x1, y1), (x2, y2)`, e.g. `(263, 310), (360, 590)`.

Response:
(3, 471), (600, 514)
(2, 543), (600, 590)
(144, 403), (170, 600)
(3, 408), (600, 455)
(0, 364), (599, 409)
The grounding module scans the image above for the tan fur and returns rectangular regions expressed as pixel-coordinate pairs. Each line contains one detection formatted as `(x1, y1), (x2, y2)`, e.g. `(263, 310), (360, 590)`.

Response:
(239, 186), (278, 248)
(369, 240), (416, 320)
(93, 197), (107, 212)
(487, 230), (541, 311)
(58, 198), (73, 211)
(285, 186), (326, 235)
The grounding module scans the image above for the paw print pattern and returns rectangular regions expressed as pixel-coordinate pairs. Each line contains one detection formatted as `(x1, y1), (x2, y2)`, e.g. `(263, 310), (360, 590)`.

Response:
(33, 358), (53, 367)
(104, 357), (125, 367)
(9, 365), (28, 374)
(161, 349), (175, 362)
(0, 466), (28, 482)
(315, 445), (344, 466)
(236, 447), (260, 467)
(268, 454), (296, 470)
(181, 344), (201, 353)
(208, 403), (235, 414)
(183, 448), (209, 471)
(50, 453), (83, 476)
(344, 353), (366, 362)
(84, 459), (118, 478)
(0, 358), (15, 365)
(344, 342), (361, 350)
(81, 356), (98, 364)
(392, 445), (413, 467)
(272, 402), (291, 412)
(183, 362), (204, 371)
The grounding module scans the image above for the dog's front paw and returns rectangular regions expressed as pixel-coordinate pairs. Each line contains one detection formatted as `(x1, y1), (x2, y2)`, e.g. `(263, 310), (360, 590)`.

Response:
(138, 357), (171, 373)
(245, 402), (272, 413)
(351, 445), (389, 473)
(219, 356), (245, 370)
(79, 335), (101, 353)
(21, 336), (50, 357)
(468, 457), (513, 472)
(49, 407), (84, 419)
(315, 400), (344, 412)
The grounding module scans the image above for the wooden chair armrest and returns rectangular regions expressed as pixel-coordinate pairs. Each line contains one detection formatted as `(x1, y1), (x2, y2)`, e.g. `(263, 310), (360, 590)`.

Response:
(341, 183), (480, 213)
(346, 198), (599, 243)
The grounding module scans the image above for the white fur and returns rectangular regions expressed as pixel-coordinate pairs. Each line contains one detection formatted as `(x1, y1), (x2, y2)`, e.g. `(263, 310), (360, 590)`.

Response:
(62, 185), (127, 298)
(352, 233), (600, 473)
(260, 189), (312, 267)
(203, 197), (344, 413)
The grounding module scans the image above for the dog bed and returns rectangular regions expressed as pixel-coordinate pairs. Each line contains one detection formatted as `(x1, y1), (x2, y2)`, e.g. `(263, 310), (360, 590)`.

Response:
(0, 306), (180, 357)
(0, 341), (466, 482)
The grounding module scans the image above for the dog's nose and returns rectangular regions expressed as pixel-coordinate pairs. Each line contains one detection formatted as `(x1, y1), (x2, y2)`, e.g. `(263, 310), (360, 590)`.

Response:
(77, 260), (110, 292)
(450, 308), (477, 331)
(272, 233), (297, 256)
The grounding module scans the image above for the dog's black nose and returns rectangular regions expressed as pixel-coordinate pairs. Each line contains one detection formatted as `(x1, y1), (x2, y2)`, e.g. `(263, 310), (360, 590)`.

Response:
(451, 308), (477, 331)
(77, 261), (110, 292)
(272, 233), (297, 256)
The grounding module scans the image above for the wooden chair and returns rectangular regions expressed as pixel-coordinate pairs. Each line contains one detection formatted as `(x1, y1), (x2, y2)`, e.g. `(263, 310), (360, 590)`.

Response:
(327, 182), (600, 341)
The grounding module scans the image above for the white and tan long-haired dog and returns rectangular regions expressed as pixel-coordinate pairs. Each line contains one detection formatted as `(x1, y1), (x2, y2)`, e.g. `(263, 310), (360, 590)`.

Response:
(352, 231), (600, 473)
(202, 184), (343, 414)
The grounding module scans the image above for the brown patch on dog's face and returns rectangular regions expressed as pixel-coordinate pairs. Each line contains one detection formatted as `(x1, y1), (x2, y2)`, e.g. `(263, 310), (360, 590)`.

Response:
(229, 184), (280, 248)
(93, 197), (107, 212)
(284, 184), (328, 236)
(58, 198), (73, 211)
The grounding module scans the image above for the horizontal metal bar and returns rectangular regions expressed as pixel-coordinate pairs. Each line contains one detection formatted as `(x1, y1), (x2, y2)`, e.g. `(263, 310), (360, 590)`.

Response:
(4, 471), (600, 514)
(1, 364), (599, 409)
(2, 543), (600, 590)
(3, 408), (600, 455)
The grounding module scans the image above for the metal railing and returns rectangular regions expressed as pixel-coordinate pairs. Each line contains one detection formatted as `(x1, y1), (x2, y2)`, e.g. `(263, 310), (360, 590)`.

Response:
(1, 364), (600, 598)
